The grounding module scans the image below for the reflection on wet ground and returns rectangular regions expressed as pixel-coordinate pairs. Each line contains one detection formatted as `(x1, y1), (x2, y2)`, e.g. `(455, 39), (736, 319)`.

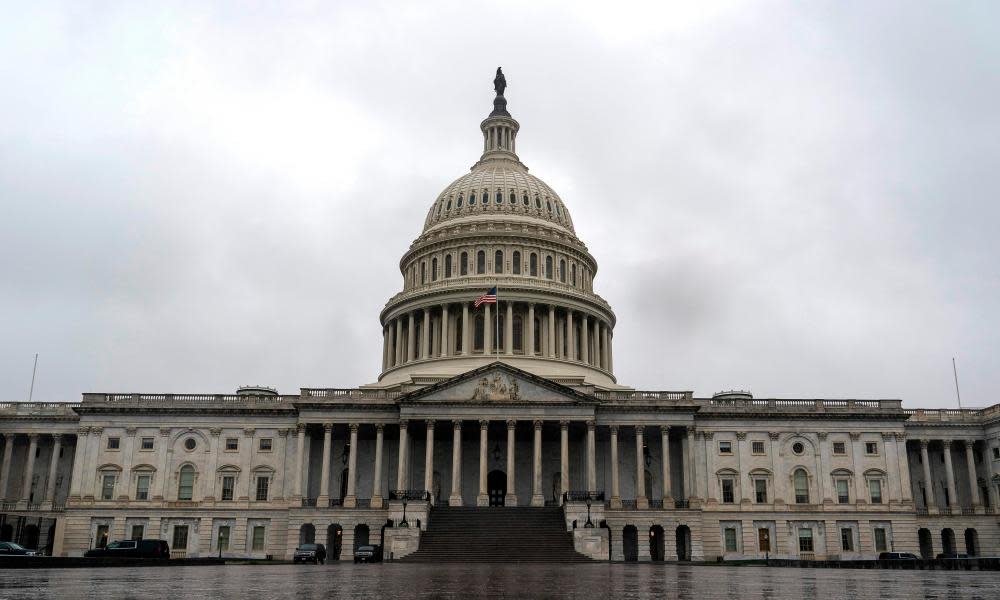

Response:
(2, 562), (999, 599)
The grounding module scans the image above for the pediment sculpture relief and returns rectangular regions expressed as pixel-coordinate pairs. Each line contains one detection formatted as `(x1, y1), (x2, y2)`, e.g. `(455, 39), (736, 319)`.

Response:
(472, 373), (521, 402)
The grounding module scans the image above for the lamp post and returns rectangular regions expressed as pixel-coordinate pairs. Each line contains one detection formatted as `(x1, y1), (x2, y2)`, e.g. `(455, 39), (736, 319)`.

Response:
(585, 497), (594, 528)
(400, 498), (409, 528)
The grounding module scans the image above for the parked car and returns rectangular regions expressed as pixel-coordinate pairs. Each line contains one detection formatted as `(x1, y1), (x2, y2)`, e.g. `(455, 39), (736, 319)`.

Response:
(878, 552), (918, 560)
(293, 543), (326, 564)
(0, 542), (39, 556)
(354, 545), (382, 563)
(936, 552), (970, 559)
(84, 539), (170, 559)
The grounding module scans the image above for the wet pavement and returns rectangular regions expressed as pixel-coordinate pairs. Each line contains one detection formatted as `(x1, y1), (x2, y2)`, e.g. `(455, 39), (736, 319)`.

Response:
(1, 562), (999, 599)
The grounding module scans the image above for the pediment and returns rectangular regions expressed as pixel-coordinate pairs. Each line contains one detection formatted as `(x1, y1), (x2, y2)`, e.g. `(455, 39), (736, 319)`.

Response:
(400, 362), (596, 406)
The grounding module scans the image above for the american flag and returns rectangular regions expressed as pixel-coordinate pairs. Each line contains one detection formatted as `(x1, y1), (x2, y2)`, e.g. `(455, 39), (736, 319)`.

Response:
(474, 287), (497, 308)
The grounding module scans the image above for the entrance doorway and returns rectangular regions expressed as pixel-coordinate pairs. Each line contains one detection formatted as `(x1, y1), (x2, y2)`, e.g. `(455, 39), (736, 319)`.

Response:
(676, 525), (692, 561)
(918, 528), (933, 559)
(623, 525), (638, 562)
(488, 470), (506, 506)
(649, 525), (665, 561)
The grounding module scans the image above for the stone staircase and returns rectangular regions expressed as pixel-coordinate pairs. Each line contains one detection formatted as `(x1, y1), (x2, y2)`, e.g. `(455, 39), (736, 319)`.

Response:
(401, 507), (595, 563)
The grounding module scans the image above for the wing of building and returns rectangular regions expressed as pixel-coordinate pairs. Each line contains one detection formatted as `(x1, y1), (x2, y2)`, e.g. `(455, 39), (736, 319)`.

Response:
(2, 71), (999, 562)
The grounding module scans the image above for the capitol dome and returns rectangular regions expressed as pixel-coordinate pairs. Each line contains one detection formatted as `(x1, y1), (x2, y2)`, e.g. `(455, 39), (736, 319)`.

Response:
(374, 69), (620, 390)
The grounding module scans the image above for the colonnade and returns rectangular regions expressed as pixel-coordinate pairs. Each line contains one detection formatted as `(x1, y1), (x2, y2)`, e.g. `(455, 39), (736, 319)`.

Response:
(916, 438), (993, 514)
(382, 301), (614, 372)
(0, 432), (68, 507)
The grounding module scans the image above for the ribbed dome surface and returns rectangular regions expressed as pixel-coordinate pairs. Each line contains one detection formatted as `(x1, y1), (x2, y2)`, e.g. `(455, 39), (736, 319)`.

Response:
(422, 161), (575, 234)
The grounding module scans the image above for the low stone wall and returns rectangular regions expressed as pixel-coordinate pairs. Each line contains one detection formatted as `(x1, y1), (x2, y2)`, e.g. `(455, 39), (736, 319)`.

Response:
(573, 527), (609, 560)
(383, 527), (421, 560)
(0, 556), (226, 569)
(762, 558), (1000, 570)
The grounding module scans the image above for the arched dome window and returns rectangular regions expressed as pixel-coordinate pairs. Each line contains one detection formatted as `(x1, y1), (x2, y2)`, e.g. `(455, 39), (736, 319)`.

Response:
(794, 469), (810, 504)
(556, 204), (561, 216)
(495, 190), (502, 204)
(512, 251), (521, 274)
(529, 253), (538, 277)
(469, 193), (476, 205)
(509, 191), (516, 204)
(460, 252), (469, 276)
(476, 251), (486, 274)
(571, 264), (577, 286)
(494, 250), (503, 274)
(446, 198), (452, 210)
(457, 195), (463, 208)
(513, 315), (523, 352)
(522, 193), (529, 206)
(431, 258), (438, 281)
(445, 255), (452, 278)
(559, 259), (567, 283)
(545, 256), (553, 279)
(546, 199), (553, 212)
(178, 465), (195, 501)
(474, 315), (485, 352)
(535, 196), (541, 209)
(421, 262), (426, 285)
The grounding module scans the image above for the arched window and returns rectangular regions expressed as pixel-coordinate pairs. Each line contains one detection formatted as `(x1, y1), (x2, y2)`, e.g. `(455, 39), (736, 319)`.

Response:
(535, 196), (541, 209)
(460, 252), (469, 276)
(431, 257), (438, 281)
(545, 256), (553, 279)
(547, 200), (553, 212)
(560, 259), (567, 283)
(445, 255), (452, 278)
(512, 251), (521, 274)
(469, 193), (476, 205)
(522, 193), (529, 206)
(178, 465), (195, 501)
(474, 315), (485, 351)
(509, 191), (516, 204)
(420, 262), (426, 285)
(446, 198), (452, 210)
(793, 469), (809, 504)
(513, 315), (523, 352)
(530, 253), (538, 276)
(571, 264), (577, 286)
(494, 250), (503, 274)
(495, 191), (502, 203)
(477, 251), (486, 274)
(556, 204), (561, 216)
(456, 195), (463, 208)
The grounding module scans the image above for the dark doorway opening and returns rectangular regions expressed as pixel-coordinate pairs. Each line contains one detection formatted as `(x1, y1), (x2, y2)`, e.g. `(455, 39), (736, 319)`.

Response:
(0, 523), (12, 542)
(649, 525), (665, 561)
(623, 525), (638, 562)
(328, 524), (343, 560)
(941, 528), (955, 555)
(676, 525), (692, 561)
(918, 528), (933, 559)
(488, 470), (506, 506)
(355, 524), (370, 554)
(20, 525), (39, 550)
(965, 528), (979, 556)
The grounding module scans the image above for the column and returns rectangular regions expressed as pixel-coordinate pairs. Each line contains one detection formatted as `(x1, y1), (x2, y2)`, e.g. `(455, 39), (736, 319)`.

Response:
(0, 433), (16, 500)
(484, 303), (493, 355)
(895, 434), (913, 503)
(382, 326), (390, 371)
(580, 314), (589, 365)
(608, 331), (614, 372)
(424, 420), (436, 500)
(45, 435), (63, 504)
(421, 309), (431, 359)
(586, 420), (597, 491)
(919, 439), (936, 511)
(505, 302), (513, 355)
(592, 319), (600, 367)
(295, 424), (306, 499)
(600, 323), (609, 370)
(343, 423), (359, 508)
(531, 420), (544, 506)
(396, 421), (409, 491)
(318, 424), (333, 504)
(20, 434), (39, 504)
(527, 303), (535, 355)
(685, 426), (698, 503)
(505, 420), (517, 506)
(461, 304), (470, 356)
(636, 426), (648, 508)
(560, 421), (569, 504)
(609, 425), (621, 508)
(477, 420), (489, 506)
(943, 440), (958, 513)
(441, 304), (450, 357)
(566, 310), (575, 361)
(394, 319), (403, 365)
(406, 312), (416, 362)
(965, 441), (982, 511)
(547, 305), (556, 358)
(371, 425), (385, 507)
(660, 426), (672, 505)
(450, 421), (463, 506)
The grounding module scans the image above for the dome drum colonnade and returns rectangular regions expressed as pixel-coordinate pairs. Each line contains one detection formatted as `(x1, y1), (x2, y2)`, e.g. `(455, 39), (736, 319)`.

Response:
(378, 70), (618, 388)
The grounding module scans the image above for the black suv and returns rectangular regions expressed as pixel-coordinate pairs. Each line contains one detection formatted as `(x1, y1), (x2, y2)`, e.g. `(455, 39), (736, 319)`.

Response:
(293, 543), (327, 564)
(0, 542), (40, 556)
(878, 552), (918, 560)
(84, 539), (170, 559)
(354, 545), (382, 563)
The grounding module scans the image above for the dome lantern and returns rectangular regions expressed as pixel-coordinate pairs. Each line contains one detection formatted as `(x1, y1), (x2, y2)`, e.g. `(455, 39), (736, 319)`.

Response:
(478, 67), (521, 164)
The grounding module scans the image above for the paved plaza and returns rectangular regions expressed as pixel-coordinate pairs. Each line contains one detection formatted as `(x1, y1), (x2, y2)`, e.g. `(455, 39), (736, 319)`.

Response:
(1, 563), (998, 599)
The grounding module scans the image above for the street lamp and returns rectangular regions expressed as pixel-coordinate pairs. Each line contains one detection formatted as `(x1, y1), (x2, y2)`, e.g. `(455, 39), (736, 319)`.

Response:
(585, 497), (594, 528)
(400, 498), (409, 528)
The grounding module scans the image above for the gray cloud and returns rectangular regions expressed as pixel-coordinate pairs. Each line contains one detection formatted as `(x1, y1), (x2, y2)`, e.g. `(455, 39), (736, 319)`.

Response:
(1, 1), (997, 408)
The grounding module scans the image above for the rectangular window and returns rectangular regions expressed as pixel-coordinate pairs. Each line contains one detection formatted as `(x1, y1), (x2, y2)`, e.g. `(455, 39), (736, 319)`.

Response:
(751, 441), (765, 455)
(721, 479), (735, 503)
(217, 526), (230, 551)
(833, 442), (846, 455)
(869, 479), (883, 504)
(252, 525), (266, 551)
(221, 476), (235, 501)
(107, 437), (120, 450)
(836, 479), (850, 504)
(718, 441), (732, 455)
(841, 528), (854, 551)
(874, 528), (888, 553)
(225, 438), (239, 451)
(798, 528), (814, 553)
(140, 437), (154, 450)
(135, 475), (151, 500)
(255, 477), (269, 501)
(172, 525), (188, 550)
(754, 479), (768, 503)
(130, 525), (145, 540)
(259, 438), (273, 452)
(723, 528), (738, 552)
(865, 442), (878, 455)
(101, 475), (116, 500)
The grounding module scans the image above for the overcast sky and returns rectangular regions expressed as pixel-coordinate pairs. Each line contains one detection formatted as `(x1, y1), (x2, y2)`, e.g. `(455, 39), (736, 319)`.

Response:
(1, 1), (997, 407)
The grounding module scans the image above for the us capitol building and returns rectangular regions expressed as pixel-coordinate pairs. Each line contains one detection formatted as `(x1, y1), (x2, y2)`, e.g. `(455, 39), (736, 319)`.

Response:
(2, 70), (999, 563)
